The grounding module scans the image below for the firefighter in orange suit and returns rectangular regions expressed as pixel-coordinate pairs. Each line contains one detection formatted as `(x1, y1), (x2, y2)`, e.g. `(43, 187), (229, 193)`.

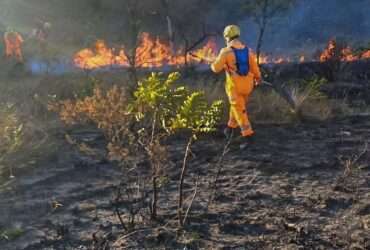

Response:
(4, 28), (24, 63)
(211, 25), (261, 148)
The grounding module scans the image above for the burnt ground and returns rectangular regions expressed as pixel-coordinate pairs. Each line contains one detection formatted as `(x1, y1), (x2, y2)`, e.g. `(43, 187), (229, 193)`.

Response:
(0, 114), (370, 250)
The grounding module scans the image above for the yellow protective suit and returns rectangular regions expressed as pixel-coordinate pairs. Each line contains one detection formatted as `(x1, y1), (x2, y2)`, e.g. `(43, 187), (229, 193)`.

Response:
(211, 39), (261, 137)
(4, 31), (24, 62)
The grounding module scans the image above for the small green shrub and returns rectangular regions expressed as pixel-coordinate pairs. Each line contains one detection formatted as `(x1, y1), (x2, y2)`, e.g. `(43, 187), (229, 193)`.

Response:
(73, 76), (101, 99)
(130, 72), (223, 222)
(0, 104), (23, 178)
(170, 91), (223, 227)
(250, 77), (349, 123)
(0, 228), (24, 241)
(129, 72), (190, 219)
(52, 72), (223, 227)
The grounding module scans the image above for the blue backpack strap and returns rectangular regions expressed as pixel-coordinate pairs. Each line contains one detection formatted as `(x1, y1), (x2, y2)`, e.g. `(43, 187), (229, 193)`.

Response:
(231, 47), (250, 76)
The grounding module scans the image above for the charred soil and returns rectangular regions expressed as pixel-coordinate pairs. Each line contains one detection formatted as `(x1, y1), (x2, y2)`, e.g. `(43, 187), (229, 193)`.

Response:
(0, 114), (370, 249)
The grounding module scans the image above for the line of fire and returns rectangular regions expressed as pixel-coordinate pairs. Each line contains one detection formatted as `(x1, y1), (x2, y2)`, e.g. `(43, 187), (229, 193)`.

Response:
(3, 27), (370, 72)
(73, 34), (370, 70)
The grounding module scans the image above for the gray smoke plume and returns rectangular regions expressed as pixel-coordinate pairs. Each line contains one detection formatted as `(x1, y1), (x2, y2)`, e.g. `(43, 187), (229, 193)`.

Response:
(0, 0), (369, 57)
(236, 0), (370, 54)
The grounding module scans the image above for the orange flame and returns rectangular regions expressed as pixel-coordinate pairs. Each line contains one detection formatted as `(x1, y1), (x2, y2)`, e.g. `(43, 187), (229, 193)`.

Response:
(320, 40), (336, 62)
(258, 54), (294, 64)
(361, 50), (370, 59)
(74, 35), (370, 69)
(320, 39), (370, 62)
(74, 32), (217, 69)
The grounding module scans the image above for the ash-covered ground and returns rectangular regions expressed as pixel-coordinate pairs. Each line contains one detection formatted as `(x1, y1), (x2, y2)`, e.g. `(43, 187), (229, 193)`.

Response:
(0, 57), (369, 249)
(0, 110), (369, 249)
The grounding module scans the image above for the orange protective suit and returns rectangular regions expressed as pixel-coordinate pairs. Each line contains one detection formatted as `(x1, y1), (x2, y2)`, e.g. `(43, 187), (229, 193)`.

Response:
(211, 39), (261, 137)
(4, 31), (24, 62)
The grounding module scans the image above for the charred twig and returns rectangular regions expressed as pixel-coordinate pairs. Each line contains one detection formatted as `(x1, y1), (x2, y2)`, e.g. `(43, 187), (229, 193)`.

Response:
(92, 231), (111, 250)
(185, 33), (217, 53)
(178, 136), (194, 227)
(113, 177), (147, 233)
(261, 80), (296, 112)
(114, 185), (128, 231)
(207, 135), (233, 207)
(346, 142), (368, 174)
(114, 215), (178, 245)
(137, 129), (167, 221)
(246, 170), (258, 185)
(182, 175), (200, 226)
(189, 52), (213, 64)
(334, 142), (368, 194)
(340, 142), (368, 177)
(180, 32), (217, 65)
(115, 228), (152, 242)
(115, 207), (127, 231)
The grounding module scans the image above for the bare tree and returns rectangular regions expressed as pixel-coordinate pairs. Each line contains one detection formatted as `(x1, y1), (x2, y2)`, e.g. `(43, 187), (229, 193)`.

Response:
(159, 0), (219, 66)
(242, 0), (296, 64)
(119, 0), (162, 83)
(160, 0), (174, 50)
(122, 1), (144, 83)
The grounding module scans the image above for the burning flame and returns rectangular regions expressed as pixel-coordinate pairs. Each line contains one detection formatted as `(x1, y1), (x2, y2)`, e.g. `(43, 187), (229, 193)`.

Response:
(319, 40), (336, 62)
(362, 50), (370, 58)
(74, 32), (217, 70)
(320, 39), (370, 62)
(258, 39), (370, 65)
(74, 34), (370, 70)
(258, 54), (294, 64)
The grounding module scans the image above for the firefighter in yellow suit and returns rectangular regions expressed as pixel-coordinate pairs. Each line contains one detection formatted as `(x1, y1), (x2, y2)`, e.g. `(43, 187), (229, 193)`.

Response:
(211, 25), (261, 147)
(4, 28), (24, 63)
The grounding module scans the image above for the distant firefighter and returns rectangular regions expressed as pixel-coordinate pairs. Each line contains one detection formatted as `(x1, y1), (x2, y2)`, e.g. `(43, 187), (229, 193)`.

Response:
(34, 21), (51, 42)
(31, 20), (51, 52)
(4, 28), (24, 63)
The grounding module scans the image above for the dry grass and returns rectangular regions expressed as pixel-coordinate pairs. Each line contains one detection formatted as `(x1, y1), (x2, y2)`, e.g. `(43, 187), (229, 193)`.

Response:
(0, 102), (58, 182)
(301, 98), (352, 121)
(0, 71), (106, 181)
(196, 78), (352, 124)
(0, 105), (23, 178)
(185, 75), (229, 122)
(249, 88), (294, 124)
(0, 69), (354, 183)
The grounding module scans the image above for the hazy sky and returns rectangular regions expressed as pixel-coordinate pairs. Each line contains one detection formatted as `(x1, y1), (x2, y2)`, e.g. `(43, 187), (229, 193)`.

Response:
(0, 0), (369, 54)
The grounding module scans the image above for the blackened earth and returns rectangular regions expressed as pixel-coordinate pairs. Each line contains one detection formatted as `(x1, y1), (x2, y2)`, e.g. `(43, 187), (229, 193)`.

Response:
(1, 115), (370, 250)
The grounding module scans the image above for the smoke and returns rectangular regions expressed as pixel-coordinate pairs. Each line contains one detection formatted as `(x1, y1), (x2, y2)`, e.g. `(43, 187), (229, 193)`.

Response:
(1, 0), (369, 57)
(236, 0), (370, 54)
(286, 0), (370, 43)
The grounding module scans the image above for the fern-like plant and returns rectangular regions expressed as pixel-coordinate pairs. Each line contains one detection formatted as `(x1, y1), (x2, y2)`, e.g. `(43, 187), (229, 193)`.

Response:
(287, 77), (328, 116)
(170, 91), (223, 227)
(130, 73), (223, 223)
(51, 72), (223, 228)
(0, 104), (23, 178)
(130, 72), (190, 219)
